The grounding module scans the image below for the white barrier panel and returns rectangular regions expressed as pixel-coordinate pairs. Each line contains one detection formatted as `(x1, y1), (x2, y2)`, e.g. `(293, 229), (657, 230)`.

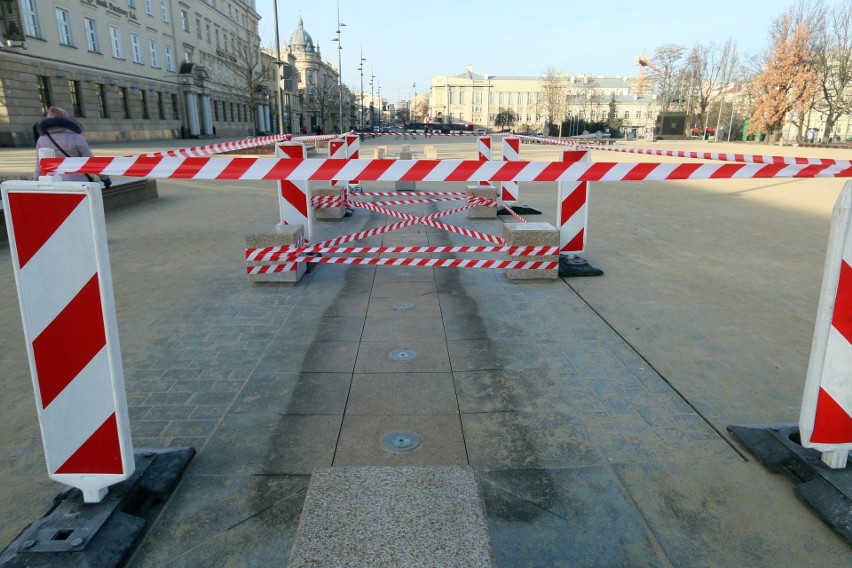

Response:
(276, 142), (312, 242)
(501, 137), (520, 203)
(559, 150), (591, 254)
(477, 136), (493, 188)
(799, 181), (852, 468)
(0, 180), (134, 502)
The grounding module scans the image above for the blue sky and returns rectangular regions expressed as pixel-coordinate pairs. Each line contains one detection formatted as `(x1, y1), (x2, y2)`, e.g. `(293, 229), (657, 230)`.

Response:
(255, 0), (825, 104)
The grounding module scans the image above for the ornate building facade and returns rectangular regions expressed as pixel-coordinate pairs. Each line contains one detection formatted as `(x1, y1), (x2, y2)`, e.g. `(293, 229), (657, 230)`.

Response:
(0, 0), (296, 147)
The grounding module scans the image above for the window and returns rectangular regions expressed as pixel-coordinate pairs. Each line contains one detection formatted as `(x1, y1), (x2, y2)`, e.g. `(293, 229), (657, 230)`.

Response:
(165, 45), (174, 71)
(109, 26), (123, 58)
(206, 24), (211, 43)
(119, 87), (130, 118)
(149, 39), (160, 67)
(157, 92), (165, 119)
(161, 0), (169, 22)
(180, 10), (188, 31)
(636, 110), (642, 119)
(128, 0), (136, 7)
(214, 28), (219, 48)
(145, 0), (153, 16)
(22, 0), (40, 37)
(473, 91), (482, 104)
(197, 19), (202, 40)
(213, 100), (219, 120)
(230, 102), (235, 121)
(623, 110), (630, 119)
(307, 70), (315, 85)
(140, 90), (149, 119)
(69, 80), (84, 117)
(131, 34), (143, 63)
(171, 93), (180, 119)
(459, 91), (464, 104)
(97, 84), (109, 117)
(56, 8), (73, 46)
(448, 91), (454, 105)
(508, 93), (513, 105)
(489, 92), (495, 104)
(83, 18), (99, 52)
(37, 76), (51, 114)
(498, 92), (504, 104)
(527, 93), (533, 104)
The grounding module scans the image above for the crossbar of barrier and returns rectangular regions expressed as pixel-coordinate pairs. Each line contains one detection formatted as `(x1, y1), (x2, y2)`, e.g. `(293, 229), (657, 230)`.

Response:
(246, 246), (557, 261)
(248, 257), (557, 271)
(42, 156), (852, 182)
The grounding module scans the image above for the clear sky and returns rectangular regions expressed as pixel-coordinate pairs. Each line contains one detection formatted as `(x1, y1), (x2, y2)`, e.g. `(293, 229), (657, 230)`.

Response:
(255, 0), (832, 104)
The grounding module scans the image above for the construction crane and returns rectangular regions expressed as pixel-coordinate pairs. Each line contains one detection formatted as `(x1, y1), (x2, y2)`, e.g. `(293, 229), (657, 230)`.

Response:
(634, 51), (660, 95)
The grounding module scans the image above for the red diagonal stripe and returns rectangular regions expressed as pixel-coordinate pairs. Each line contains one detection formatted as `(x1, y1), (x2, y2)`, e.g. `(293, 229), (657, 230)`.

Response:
(447, 160), (483, 182)
(560, 182), (587, 225)
(535, 162), (573, 182)
(8, 192), (85, 269)
(669, 163), (704, 179)
(357, 159), (395, 180)
(709, 164), (747, 179)
(494, 162), (527, 182)
(279, 145), (305, 159)
(562, 228), (585, 252)
(310, 159), (348, 182)
(562, 151), (587, 163)
(832, 260), (852, 343)
(55, 413), (123, 474)
(122, 155), (165, 177)
(811, 387), (852, 444)
(265, 157), (303, 180)
(580, 162), (618, 181)
(622, 163), (660, 181)
(280, 181), (309, 218)
(751, 164), (787, 179)
(400, 160), (440, 181)
(33, 274), (106, 408)
(218, 157), (256, 179)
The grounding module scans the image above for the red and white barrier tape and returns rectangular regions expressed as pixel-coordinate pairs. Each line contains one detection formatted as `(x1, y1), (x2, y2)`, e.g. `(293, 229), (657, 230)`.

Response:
(358, 191), (467, 197)
(43, 156), (852, 182)
(134, 134), (290, 158)
(246, 245), (557, 261)
(248, 257), (556, 272)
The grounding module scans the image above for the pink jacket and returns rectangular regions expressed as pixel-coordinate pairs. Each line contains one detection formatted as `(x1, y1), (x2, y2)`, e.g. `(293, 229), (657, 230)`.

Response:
(33, 117), (94, 182)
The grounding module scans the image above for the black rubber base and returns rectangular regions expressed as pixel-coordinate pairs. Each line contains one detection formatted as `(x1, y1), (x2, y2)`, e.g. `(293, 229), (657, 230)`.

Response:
(497, 204), (542, 216)
(0, 447), (195, 568)
(727, 424), (852, 544)
(559, 255), (604, 277)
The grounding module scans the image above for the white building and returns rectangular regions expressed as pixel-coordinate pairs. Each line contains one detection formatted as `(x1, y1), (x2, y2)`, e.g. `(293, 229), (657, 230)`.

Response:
(430, 66), (661, 137)
(0, 0), (290, 147)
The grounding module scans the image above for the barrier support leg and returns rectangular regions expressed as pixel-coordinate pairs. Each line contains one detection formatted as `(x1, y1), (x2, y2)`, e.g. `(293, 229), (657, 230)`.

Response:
(822, 450), (848, 469)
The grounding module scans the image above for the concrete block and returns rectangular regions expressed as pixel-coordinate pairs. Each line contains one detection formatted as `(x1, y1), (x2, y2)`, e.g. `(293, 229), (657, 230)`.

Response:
(399, 150), (413, 160)
(503, 222), (559, 280)
(401, 144), (411, 153)
(467, 185), (498, 219)
(395, 180), (416, 191)
(312, 187), (345, 221)
(245, 223), (306, 283)
(374, 146), (386, 159)
(424, 146), (438, 159)
(288, 466), (493, 567)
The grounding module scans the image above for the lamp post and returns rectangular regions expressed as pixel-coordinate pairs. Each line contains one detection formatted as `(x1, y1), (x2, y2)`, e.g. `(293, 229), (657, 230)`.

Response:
(376, 79), (381, 127)
(412, 82), (416, 123)
(357, 47), (366, 130)
(370, 71), (375, 128)
(332, 3), (346, 134)
(273, 0), (285, 134)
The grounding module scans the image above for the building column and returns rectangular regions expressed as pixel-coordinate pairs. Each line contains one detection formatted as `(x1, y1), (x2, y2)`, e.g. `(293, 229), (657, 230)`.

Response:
(185, 91), (200, 136)
(201, 95), (214, 136)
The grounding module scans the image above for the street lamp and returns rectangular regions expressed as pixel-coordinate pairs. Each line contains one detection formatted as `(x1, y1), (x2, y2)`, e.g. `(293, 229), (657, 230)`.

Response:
(331, 2), (345, 134)
(273, 0), (285, 134)
(369, 71), (375, 128)
(376, 79), (381, 126)
(357, 47), (366, 130)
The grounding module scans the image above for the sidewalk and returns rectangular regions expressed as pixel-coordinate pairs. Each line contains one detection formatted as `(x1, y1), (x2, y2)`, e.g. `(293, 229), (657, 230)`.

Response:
(0, 137), (849, 566)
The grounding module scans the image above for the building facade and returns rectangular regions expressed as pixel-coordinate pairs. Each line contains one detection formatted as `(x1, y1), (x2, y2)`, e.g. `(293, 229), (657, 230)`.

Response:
(430, 66), (661, 137)
(0, 0), (292, 147)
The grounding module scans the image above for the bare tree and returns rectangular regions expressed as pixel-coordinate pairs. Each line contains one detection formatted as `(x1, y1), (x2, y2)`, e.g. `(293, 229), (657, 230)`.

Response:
(303, 75), (340, 133)
(415, 97), (430, 123)
(215, 23), (275, 136)
(651, 43), (686, 111)
(539, 67), (567, 136)
(684, 40), (736, 133)
(810, 0), (852, 140)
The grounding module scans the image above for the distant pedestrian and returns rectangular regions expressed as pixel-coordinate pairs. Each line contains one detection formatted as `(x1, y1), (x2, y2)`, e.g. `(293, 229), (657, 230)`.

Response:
(33, 107), (111, 187)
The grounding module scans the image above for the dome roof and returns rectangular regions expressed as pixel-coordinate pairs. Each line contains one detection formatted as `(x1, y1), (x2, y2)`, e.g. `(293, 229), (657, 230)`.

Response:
(290, 17), (315, 53)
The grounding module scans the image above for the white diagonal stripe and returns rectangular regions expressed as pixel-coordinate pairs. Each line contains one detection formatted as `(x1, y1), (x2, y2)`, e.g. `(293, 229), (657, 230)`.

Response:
(18, 199), (97, 338)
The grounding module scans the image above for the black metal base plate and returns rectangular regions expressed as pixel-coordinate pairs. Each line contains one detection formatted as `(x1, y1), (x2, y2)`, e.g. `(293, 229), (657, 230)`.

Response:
(497, 204), (542, 216)
(559, 255), (604, 277)
(0, 447), (195, 568)
(728, 424), (852, 543)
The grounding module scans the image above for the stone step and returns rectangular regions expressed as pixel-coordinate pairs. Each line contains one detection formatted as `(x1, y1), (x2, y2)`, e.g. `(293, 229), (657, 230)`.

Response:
(288, 466), (494, 567)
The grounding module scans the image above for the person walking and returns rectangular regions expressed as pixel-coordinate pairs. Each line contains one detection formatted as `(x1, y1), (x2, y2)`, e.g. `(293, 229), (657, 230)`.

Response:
(33, 107), (110, 187)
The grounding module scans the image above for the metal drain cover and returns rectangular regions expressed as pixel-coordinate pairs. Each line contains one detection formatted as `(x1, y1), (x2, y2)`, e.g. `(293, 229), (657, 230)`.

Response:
(397, 271), (414, 278)
(394, 302), (415, 311)
(389, 349), (416, 361)
(382, 430), (422, 452)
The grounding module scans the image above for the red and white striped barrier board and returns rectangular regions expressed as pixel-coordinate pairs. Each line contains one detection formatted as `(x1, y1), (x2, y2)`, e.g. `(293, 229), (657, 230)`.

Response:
(345, 134), (360, 185)
(42, 156), (852, 183)
(248, 257), (556, 272)
(477, 136), (493, 188)
(0, 180), (134, 502)
(247, 245), (558, 260)
(501, 137), (520, 203)
(329, 139), (347, 188)
(275, 142), (313, 241)
(799, 181), (852, 468)
(560, 150), (591, 254)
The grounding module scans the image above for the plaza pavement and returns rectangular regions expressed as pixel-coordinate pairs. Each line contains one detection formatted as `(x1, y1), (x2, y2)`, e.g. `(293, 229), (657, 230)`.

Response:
(0, 135), (849, 566)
